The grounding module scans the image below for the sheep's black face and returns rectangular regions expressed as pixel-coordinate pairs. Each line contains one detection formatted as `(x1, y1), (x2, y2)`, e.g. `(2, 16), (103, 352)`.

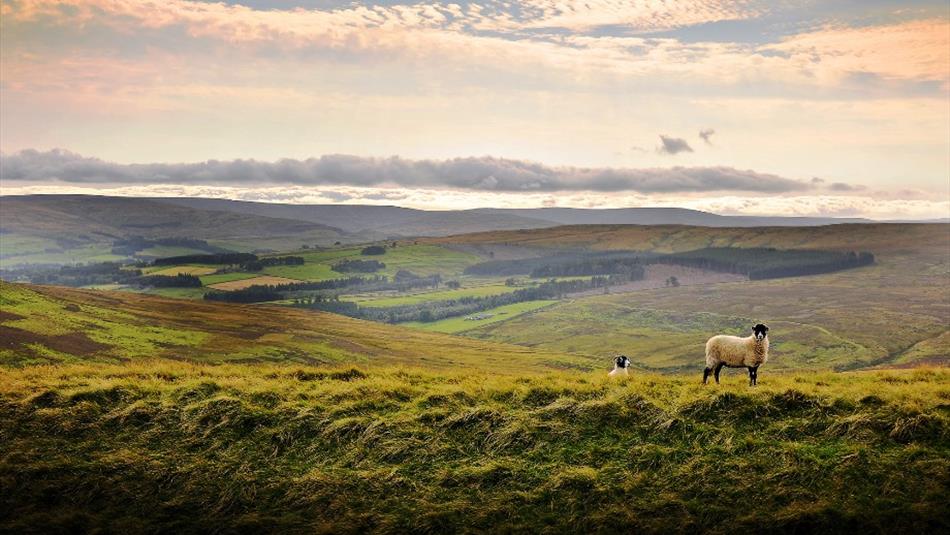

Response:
(615, 355), (630, 369)
(753, 323), (769, 341)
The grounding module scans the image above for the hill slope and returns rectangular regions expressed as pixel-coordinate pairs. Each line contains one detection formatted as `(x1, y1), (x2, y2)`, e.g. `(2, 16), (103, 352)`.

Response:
(0, 282), (594, 372)
(158, 197), (560, 237)
(159, 197), (873, 236)
(433, 224), (950, 371)
(0, 195), (355, 266)
(1, 362), (947, 533)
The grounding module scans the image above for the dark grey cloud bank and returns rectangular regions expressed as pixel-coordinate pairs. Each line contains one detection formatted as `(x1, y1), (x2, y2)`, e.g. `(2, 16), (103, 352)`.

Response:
(1, 149), (823, 194)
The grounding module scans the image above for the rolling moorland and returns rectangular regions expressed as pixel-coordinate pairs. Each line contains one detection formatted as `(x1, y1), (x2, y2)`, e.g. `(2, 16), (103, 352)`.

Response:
(431, 223), (950, 371)
(0, 199), (948, 532)
(0, 194), (907, 269)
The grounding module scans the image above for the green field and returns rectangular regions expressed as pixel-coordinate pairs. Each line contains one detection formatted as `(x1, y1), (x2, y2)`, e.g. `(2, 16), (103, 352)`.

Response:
(261, 245), (481, 281)
(355, 283), (518, 307)
(0, 241), (124, 268)
(403, 300), (557, 333)
(1, 361), (946, 533)
(198, 272), (259, 285)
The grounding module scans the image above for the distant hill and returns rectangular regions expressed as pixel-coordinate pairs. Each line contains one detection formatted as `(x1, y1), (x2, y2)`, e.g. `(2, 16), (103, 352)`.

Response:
(157, 197), (558, 237)
(157, 198), (876, 236)
(0, 195), (354, 266)
(426, 222), (949, 255)
(473, 207), (872, 227)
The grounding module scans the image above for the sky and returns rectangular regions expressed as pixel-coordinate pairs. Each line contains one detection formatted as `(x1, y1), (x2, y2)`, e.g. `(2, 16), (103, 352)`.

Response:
(1, 0), (948, 218)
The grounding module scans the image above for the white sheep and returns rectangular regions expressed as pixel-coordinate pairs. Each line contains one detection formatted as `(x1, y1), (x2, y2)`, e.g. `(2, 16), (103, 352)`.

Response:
(703, 324), (769, 386)
(608, 355), (631, 377)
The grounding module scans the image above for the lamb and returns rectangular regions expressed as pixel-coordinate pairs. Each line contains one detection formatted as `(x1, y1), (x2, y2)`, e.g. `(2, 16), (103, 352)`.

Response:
(608, 355), (631, 377)
(703, 324), (769, 386)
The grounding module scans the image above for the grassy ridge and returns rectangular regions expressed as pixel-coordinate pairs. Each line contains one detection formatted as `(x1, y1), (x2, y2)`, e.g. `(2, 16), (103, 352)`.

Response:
(0, 282), (594, 372)
(1, 362), (947, 533)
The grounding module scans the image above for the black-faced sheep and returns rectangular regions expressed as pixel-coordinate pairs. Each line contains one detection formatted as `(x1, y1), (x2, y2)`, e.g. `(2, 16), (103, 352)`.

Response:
(703, 324), (769, 386)
(609, 355), (631, 377)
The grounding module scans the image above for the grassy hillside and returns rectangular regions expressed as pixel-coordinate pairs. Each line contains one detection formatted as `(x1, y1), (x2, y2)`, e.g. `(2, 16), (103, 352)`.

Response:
(431, 224), (949, 371)
(0, 195), (353, 267)
(1, 362), (946, 533)
(0, 282), (594, 372)
(427, 223), (948, 255)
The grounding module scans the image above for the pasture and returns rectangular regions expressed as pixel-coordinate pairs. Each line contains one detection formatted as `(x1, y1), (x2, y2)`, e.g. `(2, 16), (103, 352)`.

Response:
(403, 300), (557, 333)
(0, 282), (592, 372)
(0, 361), (946, 533)
(147, 265), (218, 277)
(208, 275), (302, 291)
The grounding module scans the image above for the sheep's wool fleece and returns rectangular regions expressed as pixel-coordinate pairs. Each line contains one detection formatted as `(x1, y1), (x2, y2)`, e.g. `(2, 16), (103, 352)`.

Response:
(705, 335), (769, 368)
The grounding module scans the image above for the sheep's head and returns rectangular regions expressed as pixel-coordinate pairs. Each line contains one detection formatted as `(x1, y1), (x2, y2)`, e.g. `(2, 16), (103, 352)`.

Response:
(753, 323), (769, 341)
(614, 355), (631, 369)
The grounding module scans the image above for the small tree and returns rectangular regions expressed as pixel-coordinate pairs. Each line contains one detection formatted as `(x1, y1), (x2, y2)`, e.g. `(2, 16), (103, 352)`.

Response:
(446, 280), (461, 289)
(361, 245), (387, 256)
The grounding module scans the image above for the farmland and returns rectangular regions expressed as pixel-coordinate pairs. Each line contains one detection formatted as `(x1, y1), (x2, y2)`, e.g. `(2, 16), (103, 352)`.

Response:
(5, 223), (943, 371)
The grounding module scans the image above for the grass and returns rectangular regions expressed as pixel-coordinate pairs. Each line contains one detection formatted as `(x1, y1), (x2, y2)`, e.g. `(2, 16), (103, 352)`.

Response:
(261, 245), (481, 281)
(135, 245), (214, 259)
(146, 265), (218, 277)
(198, 272), (260, 285)
(0, 243), (125, 268)
(404, 300), (558, 333)
(0, 282), (594, 372)
(0, 361), (946, 534)
(437, 225), (950, 372)
(355, 283), (519, 307)
(207, 275), (301, 291)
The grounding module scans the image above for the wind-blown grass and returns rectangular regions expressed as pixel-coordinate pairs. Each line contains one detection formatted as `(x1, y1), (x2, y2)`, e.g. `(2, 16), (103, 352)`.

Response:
(1, 362), (947, 534)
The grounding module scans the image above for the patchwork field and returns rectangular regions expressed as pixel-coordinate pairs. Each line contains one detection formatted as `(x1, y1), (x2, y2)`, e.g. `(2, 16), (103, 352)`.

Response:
(1, 362), (946, 533)
(261, 244), (482, 281)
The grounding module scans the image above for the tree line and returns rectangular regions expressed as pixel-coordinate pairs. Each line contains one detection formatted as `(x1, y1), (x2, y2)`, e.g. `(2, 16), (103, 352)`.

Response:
(332, 259), (385, 273)
(240, 256), (304, 272)
(153, 253), (258, 266)
(530, 257), (645, 279)
(203, 274), (443, 303)
(654, 248), (874, 280)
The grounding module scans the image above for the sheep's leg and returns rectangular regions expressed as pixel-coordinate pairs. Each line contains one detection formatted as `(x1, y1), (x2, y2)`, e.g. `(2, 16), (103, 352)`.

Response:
(703, 367), (711, 384)
(714, 364), (724, 384)
(750, 366), (759, 386)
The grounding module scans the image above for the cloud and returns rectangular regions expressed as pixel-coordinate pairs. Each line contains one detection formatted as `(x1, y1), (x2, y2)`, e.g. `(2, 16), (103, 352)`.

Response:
(657, 135), (694, 155)
(0, 149), (818, 194)
(828, 182), (867, 192)
(3, 183), (946, 220)
(699, 128), (716, 144)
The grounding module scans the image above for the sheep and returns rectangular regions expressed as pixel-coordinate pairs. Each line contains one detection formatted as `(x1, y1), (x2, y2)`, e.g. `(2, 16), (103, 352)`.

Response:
(703, 324), (769, 386)
(608, 355), (631, 377)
